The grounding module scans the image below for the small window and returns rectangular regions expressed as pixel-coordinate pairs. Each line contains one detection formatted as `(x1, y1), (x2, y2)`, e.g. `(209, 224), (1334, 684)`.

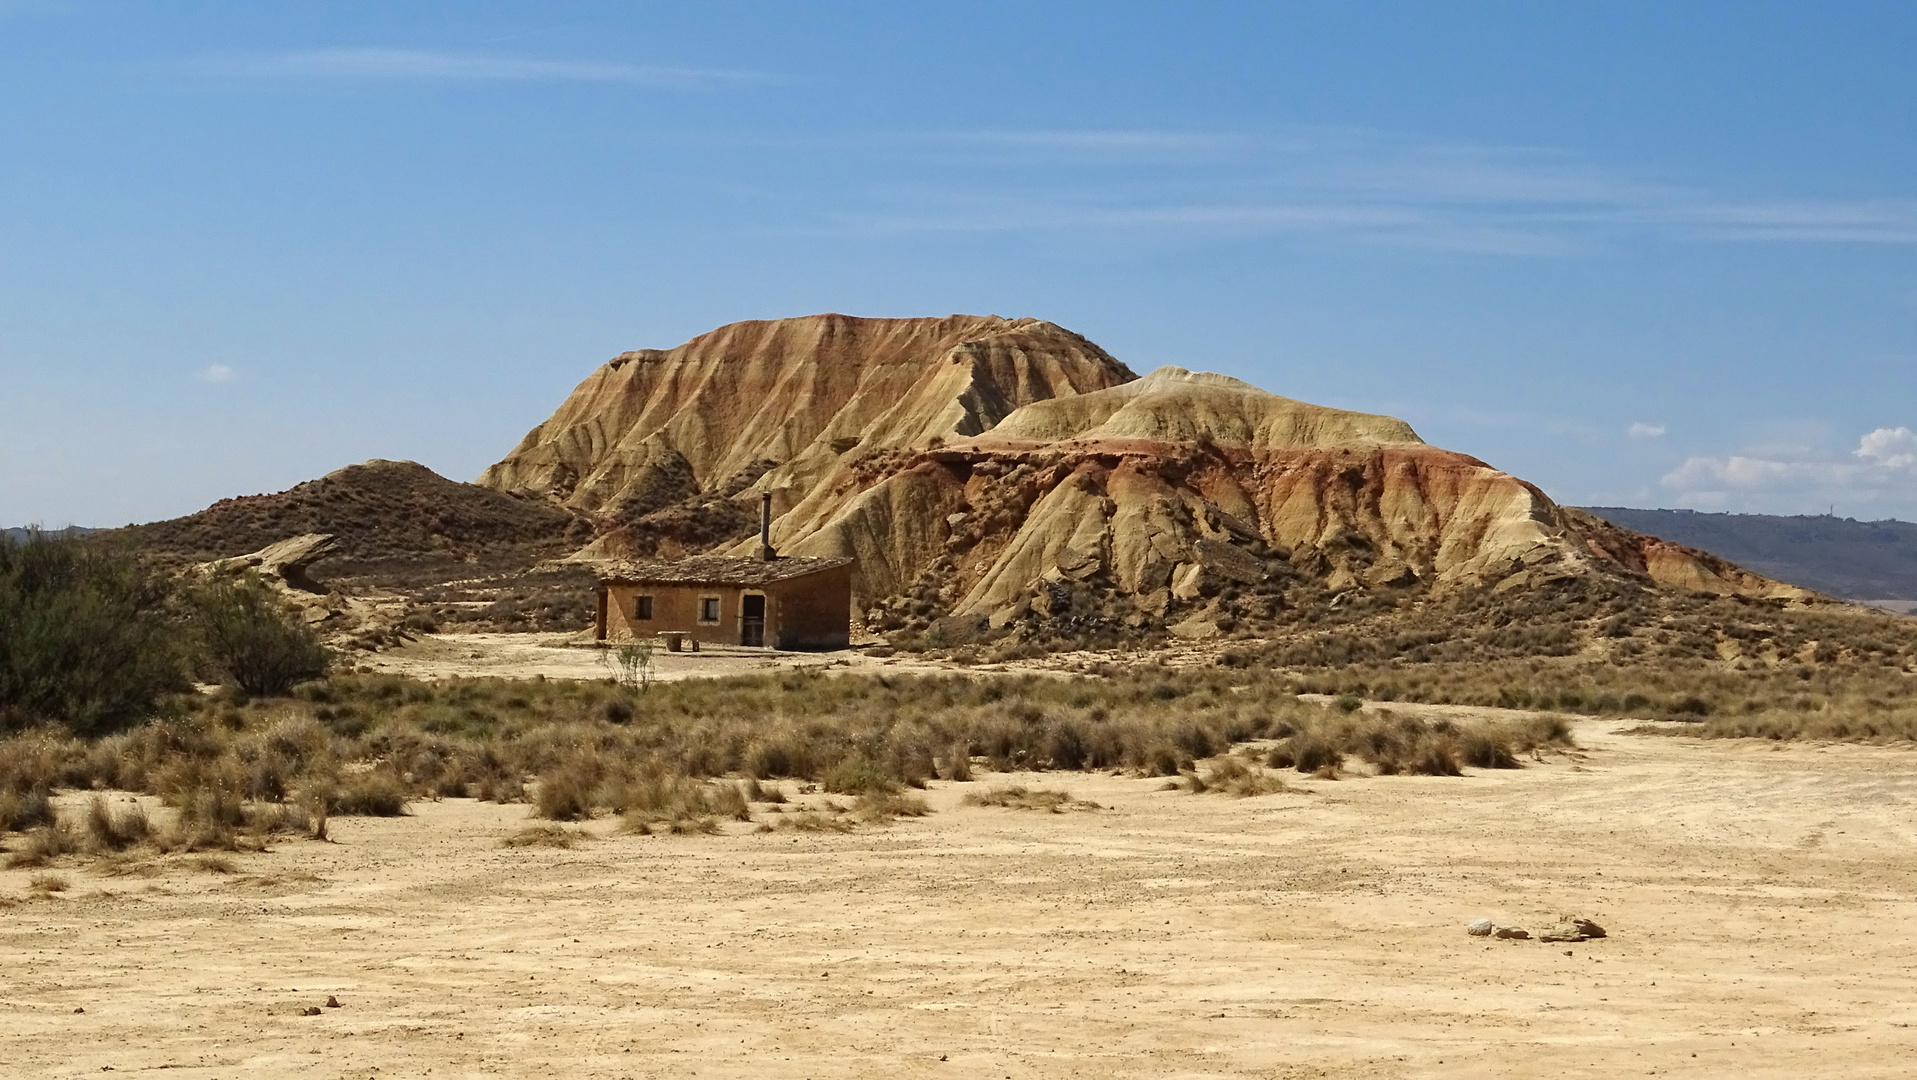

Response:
(699, 596), (722, 623)
(634, 595), (654, 620)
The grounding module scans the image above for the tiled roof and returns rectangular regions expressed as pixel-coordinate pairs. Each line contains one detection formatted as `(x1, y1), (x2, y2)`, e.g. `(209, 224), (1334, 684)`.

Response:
(594, 555), (852, 586)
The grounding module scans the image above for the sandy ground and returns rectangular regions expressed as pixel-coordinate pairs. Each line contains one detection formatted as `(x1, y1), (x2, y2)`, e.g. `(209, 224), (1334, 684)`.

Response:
(5, 719), (1917, 1079)
(354, 633), (1006, 683)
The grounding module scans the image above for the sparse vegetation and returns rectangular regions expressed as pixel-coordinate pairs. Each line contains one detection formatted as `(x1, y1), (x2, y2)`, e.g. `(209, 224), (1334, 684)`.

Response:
(188, 573), (331, 697)
(963, 785), (1096, 812)
(1186, 756), (1291, 797)
(0, 532), (189, 735)
(28, 872), (69, 894)
(502, 823), (593, 848)
(0, 666), (1585, 865)
(603, 639), (656, 692)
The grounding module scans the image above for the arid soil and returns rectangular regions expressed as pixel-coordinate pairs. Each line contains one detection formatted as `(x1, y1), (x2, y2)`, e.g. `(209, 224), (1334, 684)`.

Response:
(355, 633), (969, 682)
(6, 717), (1917, 1078)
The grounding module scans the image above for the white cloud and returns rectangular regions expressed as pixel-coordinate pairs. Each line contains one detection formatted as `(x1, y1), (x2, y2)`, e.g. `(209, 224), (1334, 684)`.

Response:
(1627, 422), (1665, 440)
(1660, 426), (1917, 515)
(199, 364), (236, 384)
(191, 49), (769, 88)
(1855, 426), (1917, 469)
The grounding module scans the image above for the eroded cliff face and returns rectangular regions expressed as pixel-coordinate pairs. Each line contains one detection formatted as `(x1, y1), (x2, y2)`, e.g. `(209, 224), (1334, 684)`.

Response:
(773, 367), (1812, 633)
(477, 314), (1136, 521)
(484, 316), (1812, 639)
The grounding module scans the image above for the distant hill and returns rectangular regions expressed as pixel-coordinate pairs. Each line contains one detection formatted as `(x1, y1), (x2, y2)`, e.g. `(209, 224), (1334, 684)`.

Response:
(1581, 508), (1917, 602)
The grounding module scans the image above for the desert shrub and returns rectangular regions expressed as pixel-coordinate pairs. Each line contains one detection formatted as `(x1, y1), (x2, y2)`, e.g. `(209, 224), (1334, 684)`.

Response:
(5, 823), (81, 868)
(936, 744), (973, 781)
(616, 775), (752, 833)
(188, 573), (330, 697)
(83, 795), (150, 852)
(1187, 755), (1290, 797)
(1288, 734), (1345, 774)
(1457, 730), (1519, 769)
(165, 762), (249, 829)
(247, 801), (314, 835)
(823, 756), (895, 795)
(0, 787), (56, 832)
(326, 771), (409, 816)
(0, 532), (188, 735)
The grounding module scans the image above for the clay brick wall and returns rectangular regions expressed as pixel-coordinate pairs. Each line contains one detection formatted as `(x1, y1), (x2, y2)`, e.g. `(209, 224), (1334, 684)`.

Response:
(597, 564), (851, 650)
(602, 583), (744, 646)
(766, 564), (852, 650)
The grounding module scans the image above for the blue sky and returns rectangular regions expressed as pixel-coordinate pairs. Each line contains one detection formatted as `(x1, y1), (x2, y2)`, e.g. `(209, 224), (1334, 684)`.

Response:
(3, 1), (1914, 527)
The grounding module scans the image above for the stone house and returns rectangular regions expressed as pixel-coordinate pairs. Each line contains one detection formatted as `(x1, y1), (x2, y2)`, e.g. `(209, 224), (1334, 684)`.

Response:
(594, 555), (854, 650)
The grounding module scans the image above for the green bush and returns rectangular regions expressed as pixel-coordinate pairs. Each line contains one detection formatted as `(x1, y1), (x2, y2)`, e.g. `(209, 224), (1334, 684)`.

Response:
(0, 532), (188, 735)
(189, 573), (330, 697)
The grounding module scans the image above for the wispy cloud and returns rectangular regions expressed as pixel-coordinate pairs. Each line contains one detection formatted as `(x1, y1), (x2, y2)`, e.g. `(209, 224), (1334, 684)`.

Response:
(1627, 422), (1666, 440)
(199, 364), (236, 384)
(797, 127), (1917, 254)
(191, 48), (770, 88)
(1672, 200), (1917, 244)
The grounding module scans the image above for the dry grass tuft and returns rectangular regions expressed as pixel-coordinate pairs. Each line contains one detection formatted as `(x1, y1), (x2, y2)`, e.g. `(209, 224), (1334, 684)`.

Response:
(761, 811), (855, 833)
(853, 790), (930, 823)
(740, 777), (786, 804)
(325, 772), (409, 817)
(962, 785), (1095, 812)
(0, 787), (56, 833)
(1186, 757), (1291, 797)
(97, 852), (161, 878)
(5, 823), (81, 868)
(226, 869), (323, 889)
(27, 872), (69, 894)
(84, 796), (151, 852)
(502, 824), (593, 849)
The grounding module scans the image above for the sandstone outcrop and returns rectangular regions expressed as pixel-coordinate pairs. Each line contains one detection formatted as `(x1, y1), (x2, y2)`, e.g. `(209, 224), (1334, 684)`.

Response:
(773, 366), (1812, 627)
(203, 533), (340, 594)
(479, 314), (1135, 522)
(478, 314), (1813, 638)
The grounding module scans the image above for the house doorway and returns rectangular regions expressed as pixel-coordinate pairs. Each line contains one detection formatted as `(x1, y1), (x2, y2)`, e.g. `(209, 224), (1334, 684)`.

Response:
(740, 593), (766, 647)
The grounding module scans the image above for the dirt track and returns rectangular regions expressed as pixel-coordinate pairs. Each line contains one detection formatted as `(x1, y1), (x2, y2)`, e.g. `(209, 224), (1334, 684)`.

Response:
(5, 719), (1917, 1078)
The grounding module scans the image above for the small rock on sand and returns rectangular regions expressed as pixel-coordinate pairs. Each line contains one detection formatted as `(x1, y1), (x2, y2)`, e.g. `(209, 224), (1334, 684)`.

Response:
(1466, 918), (1494, 937)
(1493, 926), (1531, 940)
(1539, 917), (1607, 943)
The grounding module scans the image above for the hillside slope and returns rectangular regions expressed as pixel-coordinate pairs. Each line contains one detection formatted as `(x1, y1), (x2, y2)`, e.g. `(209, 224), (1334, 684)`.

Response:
(1583, 508), (1917, 602)
(112, 459), (589, 583)
(760, 366), (1810, 640)
(478, 314), (1136, 531)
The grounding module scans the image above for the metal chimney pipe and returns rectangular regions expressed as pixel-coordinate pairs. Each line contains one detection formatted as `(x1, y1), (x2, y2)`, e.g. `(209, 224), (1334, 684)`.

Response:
(760, 491), (774, 561)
